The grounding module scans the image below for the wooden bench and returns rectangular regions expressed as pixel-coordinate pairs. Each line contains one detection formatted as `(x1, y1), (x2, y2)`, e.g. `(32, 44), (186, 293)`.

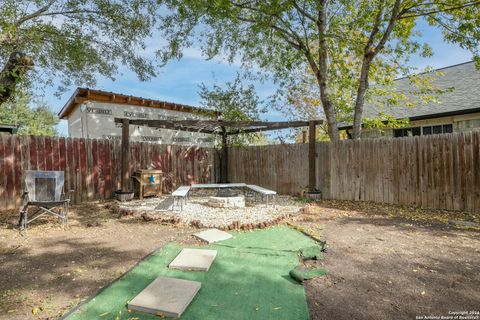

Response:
(191, 183), (247, 189)
(246, 185), (277, 207)
(172, 186), (191, 211)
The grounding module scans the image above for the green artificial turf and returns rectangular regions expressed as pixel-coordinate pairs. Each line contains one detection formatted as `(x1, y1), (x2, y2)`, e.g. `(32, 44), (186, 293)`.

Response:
(289, 266), (328, 283)
(299, 245), (325, 260)
(64, 226), (319, 320)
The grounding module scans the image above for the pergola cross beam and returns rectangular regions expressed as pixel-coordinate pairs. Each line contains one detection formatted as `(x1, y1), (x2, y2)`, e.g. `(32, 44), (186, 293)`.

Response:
(113, 118), (322, 134)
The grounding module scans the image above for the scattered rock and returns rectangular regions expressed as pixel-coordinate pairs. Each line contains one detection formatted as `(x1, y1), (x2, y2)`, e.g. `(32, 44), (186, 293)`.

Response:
(115, 196), (301, 229)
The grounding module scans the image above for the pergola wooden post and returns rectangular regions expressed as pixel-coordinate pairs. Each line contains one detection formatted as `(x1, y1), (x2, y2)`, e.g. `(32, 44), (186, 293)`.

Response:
(220, 127), (228, 183)
(121, 118), (130, 192)
(308, 120), (317, 192)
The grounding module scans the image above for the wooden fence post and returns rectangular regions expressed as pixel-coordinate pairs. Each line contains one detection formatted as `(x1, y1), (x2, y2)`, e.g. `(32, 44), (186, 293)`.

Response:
(121, 119), (130, 192)
(309, 120), (317, 192)
(221, 127), (228, 183)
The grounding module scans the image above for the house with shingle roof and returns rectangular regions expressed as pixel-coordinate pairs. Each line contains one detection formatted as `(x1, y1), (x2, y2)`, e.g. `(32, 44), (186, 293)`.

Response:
(339, 61), (480, 138)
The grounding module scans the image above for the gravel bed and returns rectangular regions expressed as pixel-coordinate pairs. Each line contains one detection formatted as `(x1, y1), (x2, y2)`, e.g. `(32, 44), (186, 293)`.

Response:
(117, 195), (302, 227)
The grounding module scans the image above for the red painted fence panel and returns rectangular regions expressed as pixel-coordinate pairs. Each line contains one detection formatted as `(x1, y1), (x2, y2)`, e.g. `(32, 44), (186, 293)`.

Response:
(0, 135), (216, 210)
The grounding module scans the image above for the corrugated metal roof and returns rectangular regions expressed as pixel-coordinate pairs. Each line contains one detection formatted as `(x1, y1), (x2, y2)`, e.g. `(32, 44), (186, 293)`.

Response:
(58, 87), (219, 119)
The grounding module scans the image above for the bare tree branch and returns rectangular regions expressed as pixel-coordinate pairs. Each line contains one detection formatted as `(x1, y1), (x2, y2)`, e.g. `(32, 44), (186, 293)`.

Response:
(232, 1), (311, 53)
(374, 0), (402, 53)
(15, 0), (57, 26)
(290, 0), (318, 23)
(352, 0), (402, 139)
(315, 0), (340, 140)
(366, 1), (386, 54)
(399, 1), (480, 19)
(236, 15), (306, 53)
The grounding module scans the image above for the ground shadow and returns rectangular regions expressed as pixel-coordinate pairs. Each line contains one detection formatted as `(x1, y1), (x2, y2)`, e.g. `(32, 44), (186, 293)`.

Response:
(154, 197), (174, 211)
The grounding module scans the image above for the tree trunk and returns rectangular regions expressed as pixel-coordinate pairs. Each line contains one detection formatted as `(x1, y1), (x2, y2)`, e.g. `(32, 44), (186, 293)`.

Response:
(352, 56), (373, 139)
(0, 52), (33, 106)
(316, 0), (340, 141)
(352, 0), (401, 139)
(316, 76), (340, 141)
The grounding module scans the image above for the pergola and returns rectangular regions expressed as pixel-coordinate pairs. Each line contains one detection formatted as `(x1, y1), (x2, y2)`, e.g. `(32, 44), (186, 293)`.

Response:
(114, 118), (323, 194)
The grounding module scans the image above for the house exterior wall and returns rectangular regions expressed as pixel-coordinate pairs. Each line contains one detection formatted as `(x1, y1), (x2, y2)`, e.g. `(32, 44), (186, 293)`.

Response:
(358, 112), (480, 138)
(67, 105), (85, 138)
(66, 101), (215, 147)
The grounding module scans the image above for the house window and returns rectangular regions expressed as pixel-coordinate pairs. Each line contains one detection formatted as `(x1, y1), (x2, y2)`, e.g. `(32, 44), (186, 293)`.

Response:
(394, 127), (421, 137)
(443, 124), (453, 133)
(422, 124), (453, 135)
(458, 119), (480, 129)
(395, 124), (453, 138)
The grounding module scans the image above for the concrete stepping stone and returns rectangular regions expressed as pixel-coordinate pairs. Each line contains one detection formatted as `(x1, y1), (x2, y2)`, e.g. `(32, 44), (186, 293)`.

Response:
(169, 248), (217, 272)
(127, 276), (201, 318)
(194, 228), (232, 244)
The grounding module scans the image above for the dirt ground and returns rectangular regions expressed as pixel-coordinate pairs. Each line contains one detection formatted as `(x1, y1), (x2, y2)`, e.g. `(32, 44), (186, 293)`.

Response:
(0, 200), (479, 320)
(0, 202), (199, 319)
(296, 201), (480, 320)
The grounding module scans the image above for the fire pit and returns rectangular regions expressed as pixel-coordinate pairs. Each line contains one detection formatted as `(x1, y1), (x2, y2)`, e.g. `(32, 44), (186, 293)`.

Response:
(216, 188), (239, 197)
(207, 188), (245, 208)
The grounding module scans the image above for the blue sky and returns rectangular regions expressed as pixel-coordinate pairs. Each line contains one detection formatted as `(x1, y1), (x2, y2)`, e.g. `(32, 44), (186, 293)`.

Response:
(41, 20), (473, 136)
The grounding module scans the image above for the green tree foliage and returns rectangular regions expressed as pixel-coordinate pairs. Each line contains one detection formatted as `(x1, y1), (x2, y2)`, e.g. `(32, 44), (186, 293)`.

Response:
(198, 74), (268, 146)
(0, 93), (58, 136)
(283, 64), (452, 137)
(158, 0), (480, 140)
(0, 0), (160, 105)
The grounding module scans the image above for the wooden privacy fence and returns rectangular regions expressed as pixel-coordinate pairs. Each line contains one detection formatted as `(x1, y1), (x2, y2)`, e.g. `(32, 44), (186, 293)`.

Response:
(1, 132), (479, 212)
(228, 132), (480, 212)
(0, 135), (216, 210)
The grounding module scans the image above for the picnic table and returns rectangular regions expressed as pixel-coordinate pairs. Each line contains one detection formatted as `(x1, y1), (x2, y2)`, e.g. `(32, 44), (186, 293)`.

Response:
(190, 183), (247, 189)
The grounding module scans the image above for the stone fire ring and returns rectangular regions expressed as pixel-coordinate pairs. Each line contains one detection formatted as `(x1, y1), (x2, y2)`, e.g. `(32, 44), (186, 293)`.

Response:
(207, 195), (245, 208)
(106, 198), (297, 231)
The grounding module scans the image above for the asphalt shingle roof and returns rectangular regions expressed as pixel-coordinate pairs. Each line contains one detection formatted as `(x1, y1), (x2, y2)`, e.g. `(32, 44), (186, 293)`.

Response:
(340, 61), (480, 128)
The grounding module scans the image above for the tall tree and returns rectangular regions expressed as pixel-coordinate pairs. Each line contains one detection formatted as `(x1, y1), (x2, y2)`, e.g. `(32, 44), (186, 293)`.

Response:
(198, 74), (267, 146)
(158, 0), (480, 140)
(0, 93), (58, 136)
(280, 61), (450, 135)
(0, 0), (159, 105)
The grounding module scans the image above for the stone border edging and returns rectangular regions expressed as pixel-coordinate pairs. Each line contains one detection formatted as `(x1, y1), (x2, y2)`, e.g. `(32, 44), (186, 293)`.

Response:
(105, 201), (295, 230)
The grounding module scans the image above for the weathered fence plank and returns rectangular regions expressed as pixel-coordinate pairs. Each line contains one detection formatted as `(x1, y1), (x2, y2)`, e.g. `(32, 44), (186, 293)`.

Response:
(1, 132), (479, 212)
(0, 136), (216, 210)
(228, 132), (480, 213)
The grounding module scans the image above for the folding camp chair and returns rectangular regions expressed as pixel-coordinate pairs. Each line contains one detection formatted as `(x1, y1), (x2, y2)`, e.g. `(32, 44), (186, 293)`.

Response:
(18, 170), (72, 230)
